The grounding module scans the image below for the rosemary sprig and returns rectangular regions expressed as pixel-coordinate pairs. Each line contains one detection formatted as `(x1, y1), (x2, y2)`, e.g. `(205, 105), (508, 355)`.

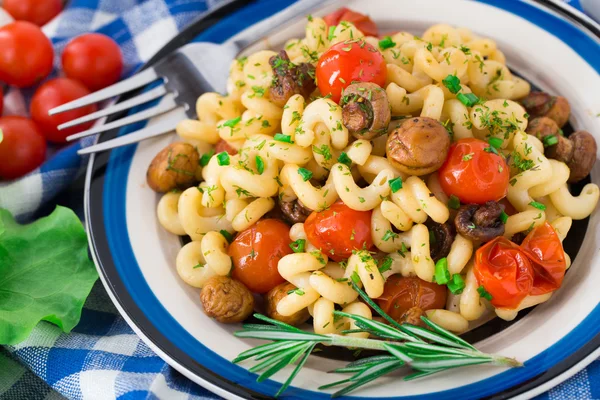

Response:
(233, 281), (521, 397)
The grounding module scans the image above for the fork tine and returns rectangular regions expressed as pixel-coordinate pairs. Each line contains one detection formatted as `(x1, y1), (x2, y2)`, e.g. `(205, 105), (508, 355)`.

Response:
(66, 93), (178, 142)
(58, 85), (168, 130)
(77, 116), (181, 155)
(49, 68), (160, 115)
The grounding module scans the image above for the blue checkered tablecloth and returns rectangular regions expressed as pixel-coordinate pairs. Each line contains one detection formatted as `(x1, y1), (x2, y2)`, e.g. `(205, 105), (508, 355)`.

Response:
(0, 0), (599, 399)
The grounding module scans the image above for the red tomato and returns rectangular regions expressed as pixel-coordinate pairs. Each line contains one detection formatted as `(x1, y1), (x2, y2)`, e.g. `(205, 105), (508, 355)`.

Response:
(304, 201), (373, 261)
(62, 33), (123, 91)
(0, 117), (46, 180)
(316, 40), (386, 103)
(376, 276), (447, 322)
(438, 138), (509, 204)
(0, 21), (54, 88)
(521, 222), (566, 295)
(229, 219), (293, 294)
(323, 8), (379, 37)
(3, 0), (62, 26)
(474, 237), (534, 309)
(30, 78), (98, 143)
(215, 139), (238, 155)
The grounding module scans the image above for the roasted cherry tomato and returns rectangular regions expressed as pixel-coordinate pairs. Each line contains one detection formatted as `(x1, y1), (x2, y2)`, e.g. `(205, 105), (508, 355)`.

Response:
(438, 138), (509, 204)
(0, 117), (46, 180)
(376, 276), (447, 323)
(30, 78), (98, 143)
(520, 222), (566, 296)
(215, 139), (238, 155)
(304, 201), (373, 261)
(474, 237), (534, 309)
(62, 33), (123, 91)
(323, 8), (379, 37)
(316, 40), (386, 103)
(3, 0), (63, 26)
(229, 219), (292, 294)
(0, 21), (54, 88)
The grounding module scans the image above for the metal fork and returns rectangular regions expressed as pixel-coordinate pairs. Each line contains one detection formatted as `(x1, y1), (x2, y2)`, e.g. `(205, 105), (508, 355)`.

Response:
(49, 0), (329, 155)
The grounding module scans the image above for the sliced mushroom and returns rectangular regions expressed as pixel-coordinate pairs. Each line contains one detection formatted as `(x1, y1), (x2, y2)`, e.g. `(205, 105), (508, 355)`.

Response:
(200, 276), (254, 323)
(567, 131), (597, 183)
(265, 282), (310, 326)
(521, 91), (571, 128)
(455, 201), (505, 242)
(279, 198), (313, 224)
(268, 50), (316, 107)
(526, 117), (573, 164)
(386, 117), (451, 176)
(340, 82), (390, 140)
(147, 142), (199, 193)
(425, 220), (455, 262)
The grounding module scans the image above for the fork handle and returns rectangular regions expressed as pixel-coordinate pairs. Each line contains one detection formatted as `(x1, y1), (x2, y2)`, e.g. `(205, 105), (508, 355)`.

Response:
(226, 0), (337, 49)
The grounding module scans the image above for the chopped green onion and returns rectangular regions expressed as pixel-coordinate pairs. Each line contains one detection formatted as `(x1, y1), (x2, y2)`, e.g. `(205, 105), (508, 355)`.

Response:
(442, 75), (461, 94)
(488, 137), (503, 149)
(290, 239), (306, 253)
(378, 36), (396, 50)
(298, 167), (313, 182)
(274, 133), (293, 143)
(477, 285), (493, 301)
(433, 257), (451, 285)
(379, 256), (393, 273)
(500, 211), (508, 224)
(328, 26), (336, 41)
(543, 135), (558, 147)
(337, 152), (352, 167)
(255, 155), (265, 175)
(287, 288), (305, 296)
(382, 230), (399, 241)
(456, 92), (480, 107)
(448, 195), (460, 210)
(223, 116), (241, 128)
(484, 146), (499, 155)
(216, 152), (230, 166)
(388, 177), (403, 193)
(426, 42), (433, 51)
(447, 274), (465, 294)
(220, 230), (234, 243)
(199, 149), (215, 167)
(529, 201), (546, 211)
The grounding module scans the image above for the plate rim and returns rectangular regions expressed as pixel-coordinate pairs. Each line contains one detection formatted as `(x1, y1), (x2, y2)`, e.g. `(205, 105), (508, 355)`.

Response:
(85, 0), (600, 399)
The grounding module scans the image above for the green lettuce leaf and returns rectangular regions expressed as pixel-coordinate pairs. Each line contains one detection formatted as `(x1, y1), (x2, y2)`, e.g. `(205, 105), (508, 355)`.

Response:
(0, 206), (98, 345)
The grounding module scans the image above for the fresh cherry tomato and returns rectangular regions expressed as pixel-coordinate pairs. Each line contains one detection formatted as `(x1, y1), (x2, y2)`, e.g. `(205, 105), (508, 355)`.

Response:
(438, 138), (509, 204)
(474, 237), (534, 309)
(0, 117), (46, 180)
(215, 139), (238, 155)
(315, 40), (386, 103)
(323, 8), (379, 37)
(62, 33), (123, 91)
(229, 219), (292, 294)
(30, 78), (98, 143)
(304, 201), (373, 261)
(3, 0), (62, 26)
(376, 276), (447, 323)
(520, 222), (566, 296)
(0, 21), (54, 88)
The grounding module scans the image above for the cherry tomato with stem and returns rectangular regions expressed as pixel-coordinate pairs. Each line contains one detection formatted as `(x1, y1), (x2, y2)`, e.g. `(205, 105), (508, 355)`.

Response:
(229, 219), (293, 294)
(0, 117), (46, 180)
(62, 33), (123, 91)
(0, 21), (54, 88)
(376, 275), (447, 323)
(323, 8), (379, 37)
(304, 201), (373, 262)
(315, 40), (386, 103)
(3, 0), (63, 26)
(30, 78), (98, 143)
(438, 138), (510, 204)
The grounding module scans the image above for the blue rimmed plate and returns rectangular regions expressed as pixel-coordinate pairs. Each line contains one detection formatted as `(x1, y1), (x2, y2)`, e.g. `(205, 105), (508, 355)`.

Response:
(84, 0), (600, 398)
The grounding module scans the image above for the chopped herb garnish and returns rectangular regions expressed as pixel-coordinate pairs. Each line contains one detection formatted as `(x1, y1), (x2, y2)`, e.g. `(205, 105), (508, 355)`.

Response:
(216, 152), (230, 166)
(462, 153), (474, 161)
(313, 144), (332, 160)
(337, 152), (352, 167)
(274, 133), (293, 143)
(287, 288), (306, 296)
(477, 285), (493, 301)
(328, 25), (336, 41)
(379, 256), (393, 273)
(457, 92), (480, 107)
(290, 239), (306, 253)
(488, 137), (503, 149)
(434, 257), (451, 285)
(543, 135), (558, 147)
(388, 177), (403, 193)
(500, 211), (508, 224)
(447, 274), (465, 294)
(426, 42), (433, 51)
(255, 156), (265, 175)
(220, 230), (234, 243)
(378, 36), (396, 50)
(442, 74), (461, 94)
(448, 195), (460, 210)
(199, 149), (215, 167)
(529, 201), (546, 211)
(298, 167), (313, 182)
(382, 230), (399, 241)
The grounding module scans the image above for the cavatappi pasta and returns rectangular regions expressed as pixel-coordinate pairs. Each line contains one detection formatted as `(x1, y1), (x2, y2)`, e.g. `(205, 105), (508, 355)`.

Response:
(147, 14), (599, 333)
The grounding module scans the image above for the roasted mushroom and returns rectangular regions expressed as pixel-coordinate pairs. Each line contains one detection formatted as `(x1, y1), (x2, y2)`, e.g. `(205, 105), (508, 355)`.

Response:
(425, 220), (455, 262)
(455, 201), (505, 242)
(200, 276), (254, 324)
(521, 91), (571, 128)
(268, 50), (316, 107)
(265, 282), (310, 326)
(386, 117), (451, 176)
(279, 198), (313, 224)
(147, 142), (199, 193)
(526, 117), (596, 183)
(340, 82), (391, 140)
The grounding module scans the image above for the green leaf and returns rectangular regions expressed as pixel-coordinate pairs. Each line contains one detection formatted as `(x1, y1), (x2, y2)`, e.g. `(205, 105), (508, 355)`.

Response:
(330, 360), (405, 397)
(275, 342), (316, 397)
(0, 207), (98, 345)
